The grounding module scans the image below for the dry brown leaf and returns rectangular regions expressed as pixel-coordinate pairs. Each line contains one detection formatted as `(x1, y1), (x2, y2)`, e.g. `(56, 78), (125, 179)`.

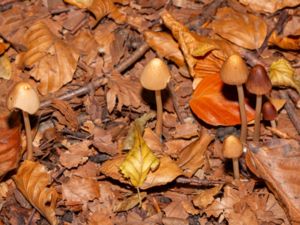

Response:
(177, 130), (213, 177)
(144, 31), (185, 67)
(113, 192), (147, 212)
(246, 140), (300, 223)
(13, 160), (58, 225)
(106, 72), (143, 113)
(0, 54), (12, 80)
(210, 7), (267, 50)
(0, 38), (9, 55)
(17, 22), (79, 95)
(62, 175), (100, 208)
(238, 0), (300, 13)
(269, 32), (300, 50)
(193, 185), (223, 209)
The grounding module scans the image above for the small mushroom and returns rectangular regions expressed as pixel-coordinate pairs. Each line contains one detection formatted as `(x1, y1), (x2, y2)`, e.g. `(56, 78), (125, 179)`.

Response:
(220, 54), (249, 144)
(262, 101), (277, 129)
(246, 65), (272, 143)
(140, 58), (171, 138)
(223, 135), (243, 179)
(7, 82), (40, 160)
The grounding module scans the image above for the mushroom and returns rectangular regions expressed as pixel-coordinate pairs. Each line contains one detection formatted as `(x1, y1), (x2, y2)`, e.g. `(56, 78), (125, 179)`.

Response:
(140, 58), (171, 138)
(262, 101), (277, 129)
(7, 82), (40, 160)
(223, 135), (243, 179)
(246, 65), (272, 143)
(220, 54), (249, 144)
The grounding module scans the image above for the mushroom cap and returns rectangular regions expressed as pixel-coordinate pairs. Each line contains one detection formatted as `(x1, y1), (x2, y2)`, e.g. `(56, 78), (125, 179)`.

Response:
(246, 64), (272, 95)
(140, 58), (171, 91)
(262, 101), (277, 121)
(223, 135), (243, 158)
(7, 82), (40, 114)
(220, 54), (249, 85)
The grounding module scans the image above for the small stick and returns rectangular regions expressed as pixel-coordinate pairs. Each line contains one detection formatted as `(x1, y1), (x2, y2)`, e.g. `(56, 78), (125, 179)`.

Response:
(287, 89), (300, 108)
(176, 177), (225, 186)
(168, 80), (184, 124)
(279, 90), (300, 134)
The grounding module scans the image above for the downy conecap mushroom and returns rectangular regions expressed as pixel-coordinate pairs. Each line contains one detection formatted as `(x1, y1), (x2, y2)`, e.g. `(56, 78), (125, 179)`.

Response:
(262, 101), (277, 129)
(140, 58), (171, 138)
(246, 65), (272, 143)
(223, 135), (243, 179)
(7, 82), (40, 160)
(220, 54), (249, 144)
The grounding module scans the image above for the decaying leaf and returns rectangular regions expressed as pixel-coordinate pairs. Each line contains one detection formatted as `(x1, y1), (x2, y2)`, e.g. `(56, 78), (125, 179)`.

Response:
(210, 7), (267, 50)
(238, 0), (300, 13)
(13, 160), (58, 225)
(17, 22), (79, 95)
(193, 185), (223, 209)
(120, 126), (159, 187)
(246, 139), (300, 223)
(144, 31), (185, 67)
(190, 74), (255, 126)
(269, 58), (300, 93)
(0, 38), (9, 55)
(269, 32), (300, 50)
(0, 54), (12, 80)
(113, 192), (147, 212)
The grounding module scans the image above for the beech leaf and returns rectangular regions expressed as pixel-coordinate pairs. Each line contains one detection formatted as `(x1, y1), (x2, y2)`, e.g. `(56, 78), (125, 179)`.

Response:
(269, 32), (300, 50)
(0, 54), (11, 80)
(13, 160), (58, 225)
(190, 74), (255, 126)
(210, 7), (267, 50)
(238, 0), (300, 13)
(269, 58), (300, 93)
(17, 22), (79, 95)
(119, 126), (159, 188)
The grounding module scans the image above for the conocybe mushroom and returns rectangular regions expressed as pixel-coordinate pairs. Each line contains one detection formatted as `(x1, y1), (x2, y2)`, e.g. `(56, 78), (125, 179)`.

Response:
(7, 81), (40, 160)
(246, 65), (272, 143)
(262, 101), (277, 129)
(140, 58), (171, 139)
(220, 54), (249, 144)
(223, 135), (243, 180)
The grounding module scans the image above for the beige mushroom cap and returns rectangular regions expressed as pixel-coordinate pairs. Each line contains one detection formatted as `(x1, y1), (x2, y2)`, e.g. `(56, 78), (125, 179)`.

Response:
(220, 54), (249, 85)
(140, 58), (171, 91)
(7, 82), (40, 114)
(223, 135), (243, 158)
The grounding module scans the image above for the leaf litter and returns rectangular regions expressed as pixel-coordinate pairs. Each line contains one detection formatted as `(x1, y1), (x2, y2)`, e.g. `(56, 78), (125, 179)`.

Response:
(0, 0), (300, 224)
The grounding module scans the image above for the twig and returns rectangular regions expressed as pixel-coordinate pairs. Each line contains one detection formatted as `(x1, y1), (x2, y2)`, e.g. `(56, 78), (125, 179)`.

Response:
(279, 90), (300, 134)
(26, 208), (36, 225)
(168, 80), (184, 124)
(40, 43), (150, 108)
(176, 176), (225, 186)
(287, 89), (300, 108)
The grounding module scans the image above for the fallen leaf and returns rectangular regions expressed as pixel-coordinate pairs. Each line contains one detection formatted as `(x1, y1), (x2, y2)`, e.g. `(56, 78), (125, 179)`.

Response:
(0, 54), (12, 80)
(0, 38), (9, 55)
(269, 32), (300, 50)
(193, 185), (223, 209)
(17, 22), (79, 95)
(210, 7), (267, 50)
(238, 0), (300, 13)
(144, 31), (185, 67)
(269, 58), (300, 93)
(113, 192), (147, 212)
(190, 74), (255, 126)
(120, 126), (159, 187)
(13, 160), (58, 225)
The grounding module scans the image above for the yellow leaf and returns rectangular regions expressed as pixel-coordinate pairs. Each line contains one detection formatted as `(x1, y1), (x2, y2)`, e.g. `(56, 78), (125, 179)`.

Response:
(119, 126), (159, 187)
(13, 160), (58, 225)
(210, 7), (267, 50)
(0, 54), (12, 80)
(269, 58), (300, 93)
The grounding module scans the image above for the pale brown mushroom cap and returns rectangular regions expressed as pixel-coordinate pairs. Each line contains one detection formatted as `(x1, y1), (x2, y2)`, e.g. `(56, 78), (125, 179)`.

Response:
(140, 58), (171, 91)
(223, 135), (243, 158)
(220, 54), (249, 85)
(7, 82), (40, 114)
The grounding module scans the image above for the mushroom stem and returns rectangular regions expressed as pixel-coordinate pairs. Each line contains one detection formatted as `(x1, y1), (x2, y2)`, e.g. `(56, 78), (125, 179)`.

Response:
(270, 120), (276, 128)
(236, 85), (247, 144)
(22, 111), (33, 161)
(155, 90), (163, 139)
(232, 158), (240, 179)
(253, 95), (262, 143)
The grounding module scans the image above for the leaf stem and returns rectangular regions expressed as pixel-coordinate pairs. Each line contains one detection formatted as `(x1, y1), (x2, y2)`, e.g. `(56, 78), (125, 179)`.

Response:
(137, 187), (142, 207)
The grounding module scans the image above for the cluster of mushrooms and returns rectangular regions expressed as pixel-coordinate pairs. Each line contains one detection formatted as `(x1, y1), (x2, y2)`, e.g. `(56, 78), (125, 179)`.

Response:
(140, 55), (276, 180)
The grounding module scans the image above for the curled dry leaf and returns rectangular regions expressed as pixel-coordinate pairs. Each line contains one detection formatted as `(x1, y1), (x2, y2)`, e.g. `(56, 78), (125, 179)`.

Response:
(246, 139), (300, 223)
(0, 54), (12, 80)
(17, 22), (79, 95)
(238, 0), (300, 13)
(269, 32), (300, 50)
(210, 7), (267, 50)
(144, 31), (185, 67)
(193, 185), (223, 209)
(190, 74), (255, 126)
(13, 160), (58, 225)
(0, 114), (21, 179)
(269, 58), (300, 93)
(119, 126), (159, 188)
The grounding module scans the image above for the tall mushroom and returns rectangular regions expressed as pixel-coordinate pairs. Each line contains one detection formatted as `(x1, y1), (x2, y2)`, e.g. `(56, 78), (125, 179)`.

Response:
(220, 54), (249, 144)
(140, 58), (171, 138)
(246, 65), (272, 143)
(223, 135), (243, 179)
(7, 82), (40, 161)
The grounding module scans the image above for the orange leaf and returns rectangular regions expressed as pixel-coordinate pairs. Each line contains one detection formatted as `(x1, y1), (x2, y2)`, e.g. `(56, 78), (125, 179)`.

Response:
(269, 32), (300, 50)
(238, 0), (300, 13)
(190, 74), (255, 126)
(210, 7), (267, 50)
